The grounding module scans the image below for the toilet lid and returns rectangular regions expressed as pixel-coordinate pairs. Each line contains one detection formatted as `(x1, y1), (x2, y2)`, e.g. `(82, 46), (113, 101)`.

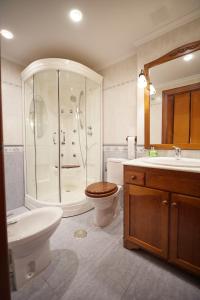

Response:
(85, 182), (118, 198)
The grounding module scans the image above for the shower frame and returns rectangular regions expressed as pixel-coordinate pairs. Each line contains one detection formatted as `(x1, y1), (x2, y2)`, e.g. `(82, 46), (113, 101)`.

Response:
(21, 58), (103, 217)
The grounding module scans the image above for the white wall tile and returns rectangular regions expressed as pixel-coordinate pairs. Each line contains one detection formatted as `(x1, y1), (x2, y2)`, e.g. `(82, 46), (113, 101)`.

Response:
(2, 83), (23, 145)
(1, 59), (24, 210)
(100, 55), (137, 89)
(103, 81), (137, 144)
(1, 58), (23, 87)
(101, 55), (137, 145)
(1, 58), (24, 145)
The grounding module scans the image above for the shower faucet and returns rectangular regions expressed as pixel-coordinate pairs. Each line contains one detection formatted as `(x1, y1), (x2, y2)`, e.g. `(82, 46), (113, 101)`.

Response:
(53, 132), (57, 144)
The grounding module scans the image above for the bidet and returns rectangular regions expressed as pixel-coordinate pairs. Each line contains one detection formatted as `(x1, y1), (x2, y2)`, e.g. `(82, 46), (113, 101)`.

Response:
(7, 207), (63, 289)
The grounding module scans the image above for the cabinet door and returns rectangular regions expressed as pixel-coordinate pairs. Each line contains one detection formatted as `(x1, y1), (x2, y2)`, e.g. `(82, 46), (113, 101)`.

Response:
(169, 194), (200, 275)
(124, 184), (169, 258)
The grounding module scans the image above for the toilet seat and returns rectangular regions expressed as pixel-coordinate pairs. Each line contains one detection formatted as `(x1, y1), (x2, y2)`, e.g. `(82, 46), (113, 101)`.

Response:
(85, 182), (118, 198)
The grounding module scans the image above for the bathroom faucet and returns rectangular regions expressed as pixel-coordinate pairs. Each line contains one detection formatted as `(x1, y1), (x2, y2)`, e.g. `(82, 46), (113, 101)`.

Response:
(173, 146), (181, 160)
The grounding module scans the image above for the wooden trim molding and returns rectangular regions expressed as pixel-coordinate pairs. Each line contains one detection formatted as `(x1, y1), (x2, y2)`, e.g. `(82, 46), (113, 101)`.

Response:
(144, 40), (200, 72)
(162, 82), (200, 96)
(0, 60), (11, 298)
(144, 40), (200, 149)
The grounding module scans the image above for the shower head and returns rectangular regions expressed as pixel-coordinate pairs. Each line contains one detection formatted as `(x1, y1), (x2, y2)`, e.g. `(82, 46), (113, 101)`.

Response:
(70, 95), (76, 103)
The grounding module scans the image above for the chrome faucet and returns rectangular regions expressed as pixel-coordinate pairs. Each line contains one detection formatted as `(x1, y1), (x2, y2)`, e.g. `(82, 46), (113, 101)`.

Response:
(173, 146), (181, 160)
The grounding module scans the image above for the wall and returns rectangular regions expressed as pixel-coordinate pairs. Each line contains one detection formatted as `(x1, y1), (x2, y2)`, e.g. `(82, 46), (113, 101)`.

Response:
(100, 18), (200, 171)
(100, 55), (137, 145)
(99, 55), (137, 178)
(1, 58), (24, 210)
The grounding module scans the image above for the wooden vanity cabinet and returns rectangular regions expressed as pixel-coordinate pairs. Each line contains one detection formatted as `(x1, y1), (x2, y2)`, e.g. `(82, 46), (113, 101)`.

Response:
(169, 193), (200, 275)
(124, 165), (200, 276)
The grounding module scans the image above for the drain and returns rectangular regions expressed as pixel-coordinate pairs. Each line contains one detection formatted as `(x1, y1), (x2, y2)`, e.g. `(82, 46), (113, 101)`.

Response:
(74, 229), (87, 239)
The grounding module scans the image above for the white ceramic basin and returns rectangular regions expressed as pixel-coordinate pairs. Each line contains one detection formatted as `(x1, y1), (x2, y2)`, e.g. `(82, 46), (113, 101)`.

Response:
(141, 157), (200, 168)
(8, 207), (63, 248)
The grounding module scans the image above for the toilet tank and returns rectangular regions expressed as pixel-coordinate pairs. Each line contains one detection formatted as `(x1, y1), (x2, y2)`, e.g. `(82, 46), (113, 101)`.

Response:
(107, 158), (127, 185)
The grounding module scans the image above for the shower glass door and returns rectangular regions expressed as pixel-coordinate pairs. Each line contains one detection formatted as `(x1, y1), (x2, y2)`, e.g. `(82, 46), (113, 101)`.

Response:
(86, 78), (101, 185)
(59, 71), (87, 203)
(34, 70), (60, 203)
(24, 76), (36, 199)
(25, 68), (101, 208)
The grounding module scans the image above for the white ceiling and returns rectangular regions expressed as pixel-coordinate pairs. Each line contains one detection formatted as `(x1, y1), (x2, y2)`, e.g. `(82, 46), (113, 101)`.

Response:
(1, 0), (200, 70)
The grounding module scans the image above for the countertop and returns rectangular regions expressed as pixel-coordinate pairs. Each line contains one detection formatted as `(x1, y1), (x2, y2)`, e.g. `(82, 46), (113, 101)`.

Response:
(123, 157), (200, 174)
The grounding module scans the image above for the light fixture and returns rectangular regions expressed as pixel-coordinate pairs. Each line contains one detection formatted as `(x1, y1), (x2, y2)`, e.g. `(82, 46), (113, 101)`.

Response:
(138, 69), (147, 88)
(69, 9), (83, 23)
(183, 53), (193, 61)
(149, 82), (156, 95)
(0, 29), (14, 39)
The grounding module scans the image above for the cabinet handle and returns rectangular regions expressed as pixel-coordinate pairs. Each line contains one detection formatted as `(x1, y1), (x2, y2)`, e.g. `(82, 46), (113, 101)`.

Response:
(162, 200), (168, 205)
(171, 202), (177, 207)
(131, 175), (136, 180)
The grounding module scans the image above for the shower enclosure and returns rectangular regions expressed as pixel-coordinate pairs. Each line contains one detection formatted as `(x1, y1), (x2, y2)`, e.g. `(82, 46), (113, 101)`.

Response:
(22, 59), (102, 217)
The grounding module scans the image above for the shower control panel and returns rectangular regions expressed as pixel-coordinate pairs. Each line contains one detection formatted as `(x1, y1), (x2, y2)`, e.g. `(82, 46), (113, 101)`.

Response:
(61, 131), (66, 145)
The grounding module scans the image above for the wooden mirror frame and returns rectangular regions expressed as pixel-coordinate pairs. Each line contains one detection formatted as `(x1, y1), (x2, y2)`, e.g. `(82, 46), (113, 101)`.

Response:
(144, 40), (200, 149)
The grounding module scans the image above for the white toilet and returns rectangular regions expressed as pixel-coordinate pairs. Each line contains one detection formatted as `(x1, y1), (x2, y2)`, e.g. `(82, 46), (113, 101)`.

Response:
(85, 158), (126, 227)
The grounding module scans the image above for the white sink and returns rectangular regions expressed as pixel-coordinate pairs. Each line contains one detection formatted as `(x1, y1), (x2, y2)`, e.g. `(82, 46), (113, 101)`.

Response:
(141, 157), (200, 168)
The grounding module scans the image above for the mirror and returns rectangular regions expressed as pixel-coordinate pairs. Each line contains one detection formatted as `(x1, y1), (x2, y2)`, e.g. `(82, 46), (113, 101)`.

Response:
(144, 40), (200, 149)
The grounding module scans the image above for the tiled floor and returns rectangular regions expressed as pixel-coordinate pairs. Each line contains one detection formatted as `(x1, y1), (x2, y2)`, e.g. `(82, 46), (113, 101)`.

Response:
(10, 207), (200, 300)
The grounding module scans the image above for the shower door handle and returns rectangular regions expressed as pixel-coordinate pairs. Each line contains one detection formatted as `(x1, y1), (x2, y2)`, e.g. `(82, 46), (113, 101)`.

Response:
(61, 131), (66, 145)
(53, 132), (57, 145)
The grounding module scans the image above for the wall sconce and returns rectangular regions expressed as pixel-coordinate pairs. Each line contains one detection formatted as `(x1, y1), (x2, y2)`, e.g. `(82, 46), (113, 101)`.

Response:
(149, 82), (156, 95)
(138, 69), (147, 88)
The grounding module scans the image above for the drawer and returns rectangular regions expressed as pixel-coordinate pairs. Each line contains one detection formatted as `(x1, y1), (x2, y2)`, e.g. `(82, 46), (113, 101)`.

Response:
(146, 170), (200, 197)
(124, 169), (145, 186)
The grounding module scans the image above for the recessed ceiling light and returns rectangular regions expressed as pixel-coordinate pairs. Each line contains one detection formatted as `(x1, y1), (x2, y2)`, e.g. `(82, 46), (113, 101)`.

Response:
(69, 9), (83, 23)
(183, 54), (193, 61)
(0, 29), (14, 39)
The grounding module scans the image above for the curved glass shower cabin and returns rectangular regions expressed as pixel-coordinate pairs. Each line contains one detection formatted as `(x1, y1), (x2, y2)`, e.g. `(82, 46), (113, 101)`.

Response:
(22, 59), (102, 217)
